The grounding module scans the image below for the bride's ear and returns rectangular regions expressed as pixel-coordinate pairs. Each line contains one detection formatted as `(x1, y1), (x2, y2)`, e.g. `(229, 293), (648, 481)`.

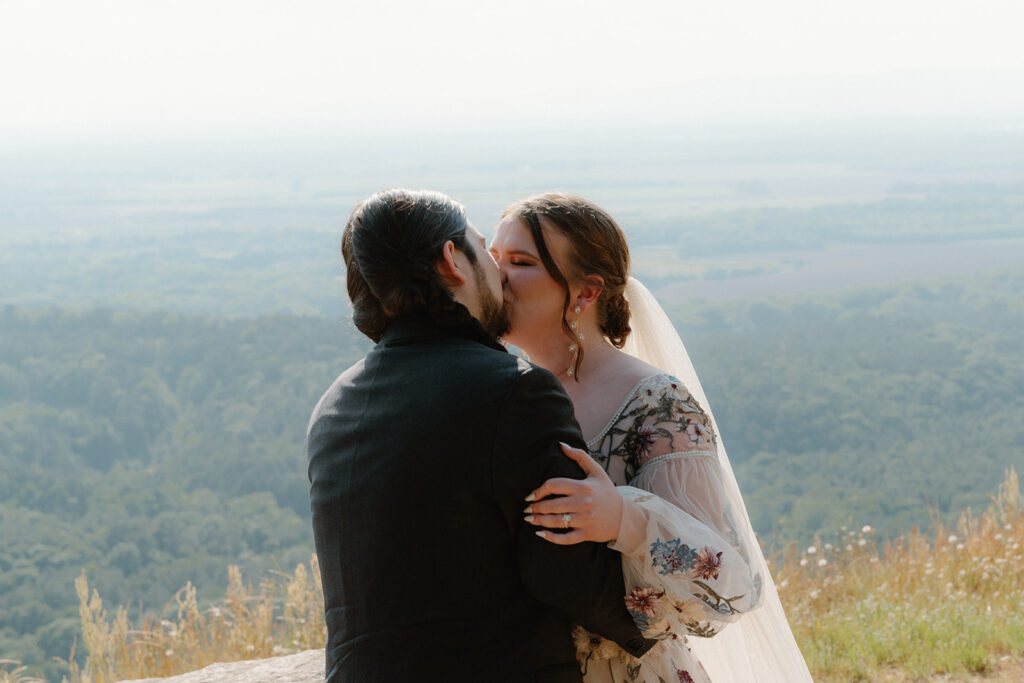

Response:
(573, 274), (604, 311)
(436, 240), (468, 287)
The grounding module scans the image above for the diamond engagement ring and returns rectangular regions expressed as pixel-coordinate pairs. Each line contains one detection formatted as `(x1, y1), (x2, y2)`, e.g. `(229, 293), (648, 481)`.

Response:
(562, 513), (572, 529)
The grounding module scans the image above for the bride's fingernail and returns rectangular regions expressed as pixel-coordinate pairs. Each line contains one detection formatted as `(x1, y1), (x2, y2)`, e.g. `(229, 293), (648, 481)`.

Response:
(523, 515), (534, 523)
(523, 506), (533, 514)
(525, 493), (536, 502)
(535, 530), (547, 539)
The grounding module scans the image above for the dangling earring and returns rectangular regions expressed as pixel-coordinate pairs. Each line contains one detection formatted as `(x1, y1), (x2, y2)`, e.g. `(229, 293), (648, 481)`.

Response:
(567, 305), (584, 377)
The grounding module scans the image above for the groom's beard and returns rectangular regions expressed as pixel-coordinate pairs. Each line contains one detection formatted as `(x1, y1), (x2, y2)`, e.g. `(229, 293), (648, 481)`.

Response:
(474, 265), (510, 339)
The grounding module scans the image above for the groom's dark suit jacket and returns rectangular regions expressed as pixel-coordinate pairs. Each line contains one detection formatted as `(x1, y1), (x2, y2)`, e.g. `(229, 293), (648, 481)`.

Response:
(308, 314), (654, 683)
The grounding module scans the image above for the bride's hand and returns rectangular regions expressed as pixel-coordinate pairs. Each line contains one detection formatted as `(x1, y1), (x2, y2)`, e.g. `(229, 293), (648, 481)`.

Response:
(524, 442), (623, 545)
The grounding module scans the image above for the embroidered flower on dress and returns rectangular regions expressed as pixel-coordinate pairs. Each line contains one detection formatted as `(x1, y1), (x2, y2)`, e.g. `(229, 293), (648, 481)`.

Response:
(672, 598), (705, 624)
(693, 546), (723, 580)
(678, 670), (696, 683)
(651, 538), (698, 575)
(571, 625), (621, 667)
(625, 586), (664, 616)
(679, 420), (710, 447)
(635, 423), (658, 460)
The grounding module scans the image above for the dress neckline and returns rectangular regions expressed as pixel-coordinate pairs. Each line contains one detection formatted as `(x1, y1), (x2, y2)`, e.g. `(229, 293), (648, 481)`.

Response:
(584, 372), (672, 448)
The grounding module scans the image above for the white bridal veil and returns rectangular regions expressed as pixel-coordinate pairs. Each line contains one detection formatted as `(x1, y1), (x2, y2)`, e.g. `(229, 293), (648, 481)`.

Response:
(621, 278), (812, 683)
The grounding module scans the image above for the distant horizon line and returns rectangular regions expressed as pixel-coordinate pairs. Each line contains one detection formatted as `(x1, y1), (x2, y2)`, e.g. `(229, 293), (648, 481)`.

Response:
(4, 113), (1024, 150)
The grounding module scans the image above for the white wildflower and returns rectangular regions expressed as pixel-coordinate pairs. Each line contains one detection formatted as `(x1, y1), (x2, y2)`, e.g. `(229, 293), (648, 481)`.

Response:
(862, 525), (873, 534)
(807, 546), (817, 555)
(817, 558), (827, 567)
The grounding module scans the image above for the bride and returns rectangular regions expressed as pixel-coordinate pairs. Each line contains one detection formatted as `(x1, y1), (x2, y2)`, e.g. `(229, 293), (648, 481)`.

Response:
(488, 193), (812, 683)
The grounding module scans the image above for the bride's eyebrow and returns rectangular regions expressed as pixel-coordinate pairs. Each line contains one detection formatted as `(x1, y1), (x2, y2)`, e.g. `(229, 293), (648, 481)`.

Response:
(505, 249), (538, 259)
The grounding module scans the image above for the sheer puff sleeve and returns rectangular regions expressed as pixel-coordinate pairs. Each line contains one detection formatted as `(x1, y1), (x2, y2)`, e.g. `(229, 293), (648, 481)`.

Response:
(608, 379), (764, 641)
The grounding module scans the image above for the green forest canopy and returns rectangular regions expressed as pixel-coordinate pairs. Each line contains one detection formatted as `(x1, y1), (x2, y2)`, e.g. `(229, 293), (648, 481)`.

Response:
(1, 268), (1022, 680)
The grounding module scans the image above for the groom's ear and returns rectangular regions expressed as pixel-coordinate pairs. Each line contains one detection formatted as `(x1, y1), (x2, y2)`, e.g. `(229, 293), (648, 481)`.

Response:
(436, 240), (468, 288)
(574, 274), (604, 311)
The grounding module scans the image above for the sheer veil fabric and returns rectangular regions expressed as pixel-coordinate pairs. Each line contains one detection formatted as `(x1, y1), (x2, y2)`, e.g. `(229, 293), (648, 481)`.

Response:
(621, 278), (812, 683)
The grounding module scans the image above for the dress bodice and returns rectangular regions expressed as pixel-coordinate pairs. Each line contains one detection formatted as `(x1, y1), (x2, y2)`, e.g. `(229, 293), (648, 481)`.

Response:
(586, 373), (718, 486)
(574, 374), (763, 683)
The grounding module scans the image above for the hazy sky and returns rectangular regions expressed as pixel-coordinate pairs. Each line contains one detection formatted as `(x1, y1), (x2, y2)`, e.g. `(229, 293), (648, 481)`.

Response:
(3, 0), (1024, 139)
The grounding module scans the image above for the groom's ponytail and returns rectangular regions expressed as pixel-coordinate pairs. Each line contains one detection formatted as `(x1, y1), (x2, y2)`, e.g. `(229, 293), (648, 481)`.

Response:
(342, 225), (390, 342)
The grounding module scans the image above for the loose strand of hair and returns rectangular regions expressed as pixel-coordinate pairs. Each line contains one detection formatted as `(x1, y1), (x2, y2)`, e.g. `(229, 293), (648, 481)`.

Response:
(523, 211), (584, 381)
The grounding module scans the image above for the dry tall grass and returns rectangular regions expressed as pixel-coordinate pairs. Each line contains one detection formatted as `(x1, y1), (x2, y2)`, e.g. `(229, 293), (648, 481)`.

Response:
(776, 467), (1024, 681)
(0, 660), (45, 683)
(65, 469), (1024, 682)
(67, 556), (324, 683)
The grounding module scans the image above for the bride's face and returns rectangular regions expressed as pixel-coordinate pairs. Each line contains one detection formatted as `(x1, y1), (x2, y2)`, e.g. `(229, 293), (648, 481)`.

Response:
(489, 215), (574, 352)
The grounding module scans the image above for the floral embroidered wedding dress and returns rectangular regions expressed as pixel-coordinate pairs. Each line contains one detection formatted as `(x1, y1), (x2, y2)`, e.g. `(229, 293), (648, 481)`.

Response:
(574, 373), (763, 683)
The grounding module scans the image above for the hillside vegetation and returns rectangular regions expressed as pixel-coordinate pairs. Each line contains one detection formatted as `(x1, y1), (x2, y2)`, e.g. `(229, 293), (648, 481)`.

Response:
(5, 469), (1021, 683)
(1, 269), (1021, 680)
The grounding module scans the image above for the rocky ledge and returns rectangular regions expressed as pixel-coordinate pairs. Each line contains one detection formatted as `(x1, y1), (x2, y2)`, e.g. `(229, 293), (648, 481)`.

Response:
(120, 649), (324, 683)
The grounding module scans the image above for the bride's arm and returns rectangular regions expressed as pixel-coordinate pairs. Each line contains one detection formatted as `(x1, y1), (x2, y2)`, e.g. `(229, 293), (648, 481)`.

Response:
(615, 457), (762, 639)
(615, 385), (764, 638)
(527, 385), (763, 639)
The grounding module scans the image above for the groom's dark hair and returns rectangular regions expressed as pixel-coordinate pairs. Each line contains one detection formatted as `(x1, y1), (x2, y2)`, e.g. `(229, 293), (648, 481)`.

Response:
(341, 188), (479, 342)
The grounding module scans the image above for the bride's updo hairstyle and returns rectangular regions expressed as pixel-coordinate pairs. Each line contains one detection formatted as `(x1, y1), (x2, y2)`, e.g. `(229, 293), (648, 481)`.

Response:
(342, 188), (479, 342)
(501, 192), (631, 379)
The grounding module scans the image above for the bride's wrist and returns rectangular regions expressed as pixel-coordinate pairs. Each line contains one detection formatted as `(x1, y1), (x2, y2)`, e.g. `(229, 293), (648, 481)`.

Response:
(609, 497), (646, 553)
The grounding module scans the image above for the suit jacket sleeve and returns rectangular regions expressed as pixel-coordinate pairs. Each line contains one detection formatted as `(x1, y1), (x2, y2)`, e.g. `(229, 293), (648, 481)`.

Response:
(491, 364), (655, 658)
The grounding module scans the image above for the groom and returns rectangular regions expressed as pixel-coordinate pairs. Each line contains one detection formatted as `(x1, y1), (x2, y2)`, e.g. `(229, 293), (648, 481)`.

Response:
(307, 189), (653, 682)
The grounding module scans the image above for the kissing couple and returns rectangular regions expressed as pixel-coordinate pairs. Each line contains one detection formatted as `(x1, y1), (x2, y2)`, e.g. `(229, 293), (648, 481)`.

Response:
(307, 189), (811, 683)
